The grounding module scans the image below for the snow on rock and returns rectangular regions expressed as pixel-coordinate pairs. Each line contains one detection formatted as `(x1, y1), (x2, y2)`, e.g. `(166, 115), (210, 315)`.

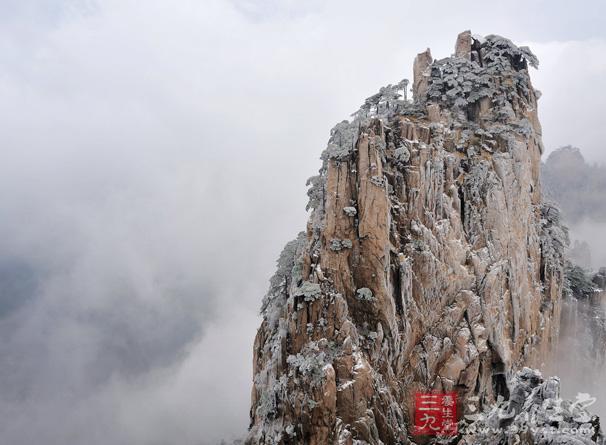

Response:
(459, 368), (604, 444)
(247, 31), (575, 445)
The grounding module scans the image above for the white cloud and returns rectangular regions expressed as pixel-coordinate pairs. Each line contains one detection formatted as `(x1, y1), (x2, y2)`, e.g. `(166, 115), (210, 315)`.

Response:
(530, 39), (606, 161)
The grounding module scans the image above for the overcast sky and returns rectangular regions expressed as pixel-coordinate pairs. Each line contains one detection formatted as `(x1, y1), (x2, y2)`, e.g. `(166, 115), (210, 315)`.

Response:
(0, 1), (605, 444)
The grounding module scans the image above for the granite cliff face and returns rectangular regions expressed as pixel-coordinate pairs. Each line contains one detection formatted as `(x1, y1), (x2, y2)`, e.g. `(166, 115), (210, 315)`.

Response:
(247, 32), (568, 444)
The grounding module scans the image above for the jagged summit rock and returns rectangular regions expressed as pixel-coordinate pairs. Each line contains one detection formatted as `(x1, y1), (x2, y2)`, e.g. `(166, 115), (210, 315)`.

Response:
(247, 32), (572, 444)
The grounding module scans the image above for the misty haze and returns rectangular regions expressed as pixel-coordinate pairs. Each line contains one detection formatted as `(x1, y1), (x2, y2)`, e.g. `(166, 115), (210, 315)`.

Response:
(1, 1), (606, 444)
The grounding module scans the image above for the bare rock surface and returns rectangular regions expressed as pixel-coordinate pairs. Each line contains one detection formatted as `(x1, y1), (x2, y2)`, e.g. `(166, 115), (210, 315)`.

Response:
(247, 32), (570, 444)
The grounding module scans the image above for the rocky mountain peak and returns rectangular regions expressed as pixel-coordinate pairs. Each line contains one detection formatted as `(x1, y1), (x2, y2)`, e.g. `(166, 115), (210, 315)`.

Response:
(246, 31), (580, 444)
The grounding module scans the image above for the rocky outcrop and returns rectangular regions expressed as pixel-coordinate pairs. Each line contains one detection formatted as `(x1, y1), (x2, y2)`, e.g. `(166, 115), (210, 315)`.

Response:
(593, 268), (606, 291)
(460, 368), (604, 444)
(247, 32), (567, 444)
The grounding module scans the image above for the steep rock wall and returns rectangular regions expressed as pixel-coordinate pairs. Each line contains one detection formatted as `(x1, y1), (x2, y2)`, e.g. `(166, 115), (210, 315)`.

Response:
(247, 31), (566, 445)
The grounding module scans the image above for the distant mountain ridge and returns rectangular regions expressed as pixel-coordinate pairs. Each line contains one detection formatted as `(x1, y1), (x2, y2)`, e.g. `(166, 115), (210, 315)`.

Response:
(542, 146), (606, 224)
